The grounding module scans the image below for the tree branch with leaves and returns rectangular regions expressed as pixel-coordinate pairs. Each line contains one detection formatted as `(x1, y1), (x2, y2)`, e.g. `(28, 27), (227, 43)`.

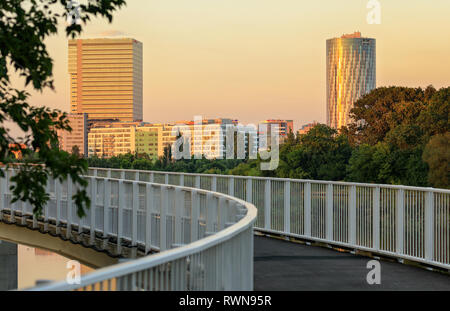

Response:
(0, 0), (126, 217)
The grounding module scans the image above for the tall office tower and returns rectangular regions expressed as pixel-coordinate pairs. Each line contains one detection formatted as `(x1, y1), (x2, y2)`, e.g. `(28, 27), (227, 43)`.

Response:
(326, 32), (376, 129)
(68, 38), (143, 122)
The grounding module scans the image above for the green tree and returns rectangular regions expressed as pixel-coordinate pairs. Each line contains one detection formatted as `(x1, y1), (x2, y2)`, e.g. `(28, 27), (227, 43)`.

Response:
(347, 138), (429, 187)
(347, 86), (431, 145)
(346, 144), (381, 183)
(417, 87), (450, 137)
(228, 159), (262, 177)
(276, 124), (352, 180)
(344, 86), (449, 187)
(0, 0), (126, 216)
(423, 133), (450, 189)
(160, 145), (173, 168)
(71, 145), (81, 158)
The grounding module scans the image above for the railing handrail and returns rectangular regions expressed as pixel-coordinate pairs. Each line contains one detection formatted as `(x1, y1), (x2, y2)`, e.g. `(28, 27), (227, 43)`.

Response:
(90, 167), (450, 193)
(0, 168), (257, 291)
(28, 185), (256, 291)
(89, 167), (450, 271)
(2, 166), (448, 290)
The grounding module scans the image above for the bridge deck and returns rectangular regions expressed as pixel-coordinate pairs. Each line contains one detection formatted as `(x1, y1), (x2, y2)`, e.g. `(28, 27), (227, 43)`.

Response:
(254, 236), (450, 291)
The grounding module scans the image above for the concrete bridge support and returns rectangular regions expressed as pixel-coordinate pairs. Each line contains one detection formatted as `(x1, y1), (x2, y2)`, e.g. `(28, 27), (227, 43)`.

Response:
(0, 240), (17, 290)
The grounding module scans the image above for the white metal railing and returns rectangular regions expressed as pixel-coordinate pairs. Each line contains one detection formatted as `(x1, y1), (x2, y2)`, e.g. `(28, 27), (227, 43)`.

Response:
(89, 168), (450, 270)
(0, 168), (256, 290)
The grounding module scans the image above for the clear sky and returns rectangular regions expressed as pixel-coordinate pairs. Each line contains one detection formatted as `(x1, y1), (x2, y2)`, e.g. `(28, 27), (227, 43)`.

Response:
(13, 0), (450, 131)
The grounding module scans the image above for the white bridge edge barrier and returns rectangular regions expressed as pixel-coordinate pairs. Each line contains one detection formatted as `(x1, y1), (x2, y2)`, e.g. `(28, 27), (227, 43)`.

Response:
(0, 168), (257, 291)
(88, 168), (450, 271)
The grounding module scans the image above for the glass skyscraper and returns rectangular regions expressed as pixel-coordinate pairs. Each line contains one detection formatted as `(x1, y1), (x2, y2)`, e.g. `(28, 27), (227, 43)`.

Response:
(326, 32), (376, 129)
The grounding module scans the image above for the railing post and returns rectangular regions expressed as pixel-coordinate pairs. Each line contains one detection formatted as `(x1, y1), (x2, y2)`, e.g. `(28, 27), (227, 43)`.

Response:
(103, 179), (111, 240)
(44, 179), (49, 231)
(396, 189), (405, 255)
(264, 180), (271, 230)
(284, 181), (290, 234)
(246, 179), (252, 204)
(195, 175), (201, 189)
(425, 191), (434, 262)
(218, 197), (226, 230)
(160, 187), (168, 251)
(93, 169), (98, 177)
(106, 169), (111, 179)
(206, 193), (216, 234)
(55, 179), (62, 234)
(132, 181), (139, 247)
(211, 176), (217, 192)
(21, 193), (26, 225)
(90, 177), (97, 245)
(191, 190), (199, 242)
(135, 171), (140, 181)
(373, 187), (380, 251)
(150, 172), (155, 183)
(77, 187), (83, 237)
(326, 183), (333, 241)
(179, 174), (184, 187)
(174, 188), (183, 246)
(10, 170), (17, 224)
(228, 177), (234, 197)
(66, 177), (73, 237)
(145, 184), (153, 253)
(117, 180), (124, 255)
(0, 171), (5, 222)
(120, 170), (125, 180)
(32, 210), (37, 229)
(304, 182), (311, 237)
(165, 173), (169, 185)
(349, 185), (357, 245)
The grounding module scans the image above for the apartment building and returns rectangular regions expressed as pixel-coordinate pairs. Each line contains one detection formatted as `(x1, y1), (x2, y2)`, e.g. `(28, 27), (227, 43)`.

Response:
(86, 118), (257, 160)
(298, 121), (319, 135)
(88, 122), (139, 158)
(57, 113), (88, 157)
(258, 119), (294, 149)
(135, 126), (160, 158)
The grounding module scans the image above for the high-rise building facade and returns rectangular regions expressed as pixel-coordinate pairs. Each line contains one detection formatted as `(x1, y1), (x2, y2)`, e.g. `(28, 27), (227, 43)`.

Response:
(258, 119), (294, 149)
(135, 126), (161, 158)
(86, 118), (257, 160)
(88, 123), (138, 158)
(326, 32), (376, 129)
(259, 120), (294, 138)
(68, 38), (143, 122)
(298, 121), (319, 135)
(57, 113), (88, 157)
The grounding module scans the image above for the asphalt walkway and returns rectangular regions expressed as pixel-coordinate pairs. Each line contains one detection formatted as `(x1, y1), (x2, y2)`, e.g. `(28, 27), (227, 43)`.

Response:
(254, 235), (450, 291)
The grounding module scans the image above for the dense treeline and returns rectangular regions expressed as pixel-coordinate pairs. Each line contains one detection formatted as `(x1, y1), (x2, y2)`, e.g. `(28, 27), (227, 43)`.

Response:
(88, 152), (245, 175)
(88, 86), (449, 189)
(345, 85), (449, 188)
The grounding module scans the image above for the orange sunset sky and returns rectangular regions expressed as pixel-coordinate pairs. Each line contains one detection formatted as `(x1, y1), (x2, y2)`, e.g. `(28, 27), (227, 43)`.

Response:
(10, 0), (450, 132)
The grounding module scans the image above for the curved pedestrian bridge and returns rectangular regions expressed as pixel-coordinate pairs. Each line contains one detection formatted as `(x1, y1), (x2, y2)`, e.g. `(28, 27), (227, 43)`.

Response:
(0, 168), (448, 290)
